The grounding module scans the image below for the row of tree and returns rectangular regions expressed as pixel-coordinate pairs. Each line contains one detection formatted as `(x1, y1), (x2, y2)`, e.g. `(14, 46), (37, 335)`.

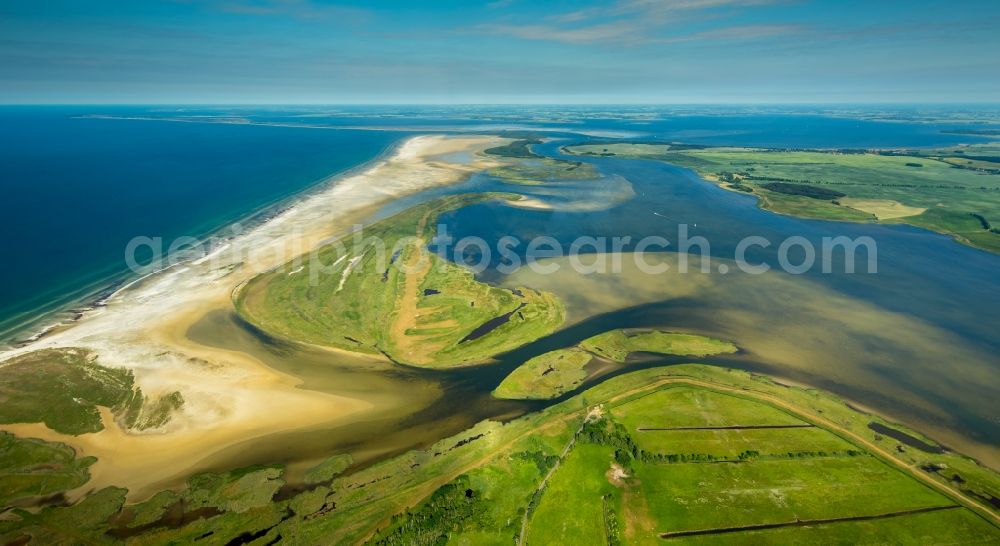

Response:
(580, 417), (866, 472)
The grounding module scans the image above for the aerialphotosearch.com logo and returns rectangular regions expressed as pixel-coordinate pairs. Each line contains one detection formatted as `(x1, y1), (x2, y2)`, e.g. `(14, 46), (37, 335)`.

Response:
(124, 222), (878, 283)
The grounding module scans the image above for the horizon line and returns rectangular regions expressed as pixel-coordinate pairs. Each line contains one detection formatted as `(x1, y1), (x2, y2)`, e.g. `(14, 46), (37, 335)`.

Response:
(3, 101), (1000, 107)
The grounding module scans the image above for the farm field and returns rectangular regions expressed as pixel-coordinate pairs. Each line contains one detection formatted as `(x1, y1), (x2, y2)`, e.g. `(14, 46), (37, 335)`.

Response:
(633, 457), (948, 534)
(522, 374), (998, 545)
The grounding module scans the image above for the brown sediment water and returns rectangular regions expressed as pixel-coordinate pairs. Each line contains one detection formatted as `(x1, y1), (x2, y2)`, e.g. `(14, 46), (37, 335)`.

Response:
(179, 308), (537, 486)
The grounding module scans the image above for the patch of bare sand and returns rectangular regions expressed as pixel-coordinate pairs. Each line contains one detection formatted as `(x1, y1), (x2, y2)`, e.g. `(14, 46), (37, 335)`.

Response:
(0, 135), (510, 498)
(501, 175), (636, 213)
(606, 462), (628, 487)
(506, 196), (553, 210)
(840, 198), (926, 220)
(387, 242), (432, 364)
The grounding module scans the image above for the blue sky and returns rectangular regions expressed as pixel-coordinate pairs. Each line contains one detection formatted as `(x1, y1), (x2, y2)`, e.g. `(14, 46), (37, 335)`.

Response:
(1, 0), (999, 103)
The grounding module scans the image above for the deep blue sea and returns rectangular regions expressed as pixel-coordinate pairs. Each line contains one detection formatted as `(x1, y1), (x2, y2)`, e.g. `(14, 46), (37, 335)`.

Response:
(0, 104), (995, 343)
(0, 106), (401, 341)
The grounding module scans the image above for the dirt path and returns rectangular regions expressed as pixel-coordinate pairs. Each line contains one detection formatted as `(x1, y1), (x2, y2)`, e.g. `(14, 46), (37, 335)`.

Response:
(516, 406), (602, 545)
(387, 209), (457, 364)
(386, 238), (431, 363)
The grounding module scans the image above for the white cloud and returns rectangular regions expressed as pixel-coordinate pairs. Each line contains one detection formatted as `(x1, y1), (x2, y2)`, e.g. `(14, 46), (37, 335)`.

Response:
(200, 0), (369, 21)
(480, 0), (797, 46)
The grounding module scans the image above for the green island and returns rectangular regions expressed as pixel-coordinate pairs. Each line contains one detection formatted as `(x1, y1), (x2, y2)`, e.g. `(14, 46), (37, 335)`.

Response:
(565, 142), (1000, 253)
(493, 348), (593, 400)
(235, 193), (564, 368)
(0, 348), (183, 435)
(484, 138), (544, 159)
(581, 329), (738, 363)
(484, 137), (600, 185)
(494, 330), (737, 400)
(2, 364), (997, 544)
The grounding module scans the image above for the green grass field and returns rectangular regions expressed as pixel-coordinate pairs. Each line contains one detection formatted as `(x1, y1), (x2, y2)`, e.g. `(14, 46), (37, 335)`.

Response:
(487, 157), (599, 186)
(0, 348), (183, 435)
(526, 443), (617, 545)
(608, 387), (857, 457)
(665, 508), (1000, 545)
(517, 370), (994, 544)
(566, 142), (1000, 253)
(629, 427), (860, 459)
(236, 193), (564, 368)
(610, 387), (805, 428)
(580, 330), (738, 363)
(635, 457), (949, 534)
(493, 348), (593, 400)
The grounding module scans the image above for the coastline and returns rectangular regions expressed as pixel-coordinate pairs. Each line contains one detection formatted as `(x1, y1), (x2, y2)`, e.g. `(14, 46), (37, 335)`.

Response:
(0, 134), (512, 498)
(0, 135), (409, 349)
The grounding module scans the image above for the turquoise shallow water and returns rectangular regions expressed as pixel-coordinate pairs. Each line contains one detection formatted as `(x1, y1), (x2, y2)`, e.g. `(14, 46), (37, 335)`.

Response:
(0, 106), (402, 342)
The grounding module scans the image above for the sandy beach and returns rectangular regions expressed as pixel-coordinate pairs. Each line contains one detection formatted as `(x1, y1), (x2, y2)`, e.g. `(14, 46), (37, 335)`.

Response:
(0, 134), (510, 499)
